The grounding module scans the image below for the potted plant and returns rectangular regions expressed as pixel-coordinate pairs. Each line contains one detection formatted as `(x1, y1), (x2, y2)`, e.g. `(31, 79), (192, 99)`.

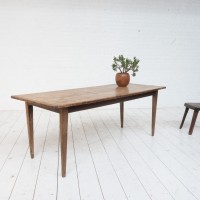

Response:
(112, 55), (140, 87)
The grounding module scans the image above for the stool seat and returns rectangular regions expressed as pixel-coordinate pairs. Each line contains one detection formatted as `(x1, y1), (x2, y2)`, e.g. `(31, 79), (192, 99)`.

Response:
(180, 103), (199, 135)
(185, 103), (200, 110)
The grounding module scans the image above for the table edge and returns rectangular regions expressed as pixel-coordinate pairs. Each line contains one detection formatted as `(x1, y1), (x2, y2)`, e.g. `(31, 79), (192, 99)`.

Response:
(11, 86), (166, 109)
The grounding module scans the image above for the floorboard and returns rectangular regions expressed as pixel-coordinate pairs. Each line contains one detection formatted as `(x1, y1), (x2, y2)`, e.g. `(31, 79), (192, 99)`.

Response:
(0, 108), (199, 200)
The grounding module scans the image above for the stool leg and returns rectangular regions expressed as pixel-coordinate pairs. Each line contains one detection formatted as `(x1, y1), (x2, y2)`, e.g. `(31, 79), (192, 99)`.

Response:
(189, 110), (199, 135)
(179, 107), (189, 129)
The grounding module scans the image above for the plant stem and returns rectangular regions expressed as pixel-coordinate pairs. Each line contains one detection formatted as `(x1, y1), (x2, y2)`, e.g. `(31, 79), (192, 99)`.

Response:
(118, 67), (122, 73)
(116, 63), (122, 73)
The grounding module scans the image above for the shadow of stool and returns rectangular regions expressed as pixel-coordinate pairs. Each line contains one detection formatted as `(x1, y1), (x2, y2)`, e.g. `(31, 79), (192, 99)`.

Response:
(179, 103), (200, 135)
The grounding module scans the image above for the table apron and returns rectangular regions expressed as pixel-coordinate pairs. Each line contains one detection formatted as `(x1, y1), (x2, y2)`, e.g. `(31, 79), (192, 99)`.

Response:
(68, 91), (156, 113)
(26, 91), (156, 113)
(25, 102), (60, 113)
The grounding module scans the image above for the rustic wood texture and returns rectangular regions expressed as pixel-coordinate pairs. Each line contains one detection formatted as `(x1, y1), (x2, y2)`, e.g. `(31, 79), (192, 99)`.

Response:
(25, 103), (34, 158)
(152, 91), (158, 136)
(68, 91), (156, 113)
(120, 102), (124, 128)
(60, 109), (68, 177)
(11, 84), (166, 177)
(11, 84), (165, 109)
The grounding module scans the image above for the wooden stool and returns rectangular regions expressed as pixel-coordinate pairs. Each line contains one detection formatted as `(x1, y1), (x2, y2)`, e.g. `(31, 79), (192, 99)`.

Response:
(179, 103), (200, 135)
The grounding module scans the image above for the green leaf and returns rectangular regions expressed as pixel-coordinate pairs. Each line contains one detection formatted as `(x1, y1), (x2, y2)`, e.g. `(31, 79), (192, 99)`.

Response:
(111, 54), (140, 74)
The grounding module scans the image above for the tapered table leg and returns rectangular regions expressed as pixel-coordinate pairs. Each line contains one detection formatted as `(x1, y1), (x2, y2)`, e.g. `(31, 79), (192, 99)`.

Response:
(25, 102), (34, 158)
(179, 107), (189, 129)
(152, 91), (158, 136)
(60, 109), (68, 177)
(189, 110), (199, 135)
(120, 102), (124, 128)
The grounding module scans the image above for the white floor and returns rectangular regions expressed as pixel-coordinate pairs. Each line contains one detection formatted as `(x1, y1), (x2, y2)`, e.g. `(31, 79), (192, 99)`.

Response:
(0, 108), (200, 200)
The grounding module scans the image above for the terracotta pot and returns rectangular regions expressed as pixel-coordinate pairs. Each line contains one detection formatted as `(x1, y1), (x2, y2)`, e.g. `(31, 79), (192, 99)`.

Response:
(115, 73), (130, 87)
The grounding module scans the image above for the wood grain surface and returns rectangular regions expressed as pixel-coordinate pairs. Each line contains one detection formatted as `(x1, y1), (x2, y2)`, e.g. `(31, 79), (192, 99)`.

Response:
(11, 84), (166, 109)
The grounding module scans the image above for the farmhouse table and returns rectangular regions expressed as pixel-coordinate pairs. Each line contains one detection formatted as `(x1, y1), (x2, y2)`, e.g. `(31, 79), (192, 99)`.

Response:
(11, 84), (166, 177)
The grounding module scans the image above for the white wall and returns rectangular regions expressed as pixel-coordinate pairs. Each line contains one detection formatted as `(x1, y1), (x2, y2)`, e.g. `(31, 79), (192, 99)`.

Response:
(0, 0), (200, 110)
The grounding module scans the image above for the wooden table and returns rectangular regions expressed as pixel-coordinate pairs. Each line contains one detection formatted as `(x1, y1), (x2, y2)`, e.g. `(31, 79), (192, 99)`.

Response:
(11, 84), (165, 177)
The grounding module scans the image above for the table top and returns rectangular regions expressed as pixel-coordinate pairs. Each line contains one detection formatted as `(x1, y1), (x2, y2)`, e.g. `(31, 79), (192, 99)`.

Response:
(11, 84), (166, 109)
